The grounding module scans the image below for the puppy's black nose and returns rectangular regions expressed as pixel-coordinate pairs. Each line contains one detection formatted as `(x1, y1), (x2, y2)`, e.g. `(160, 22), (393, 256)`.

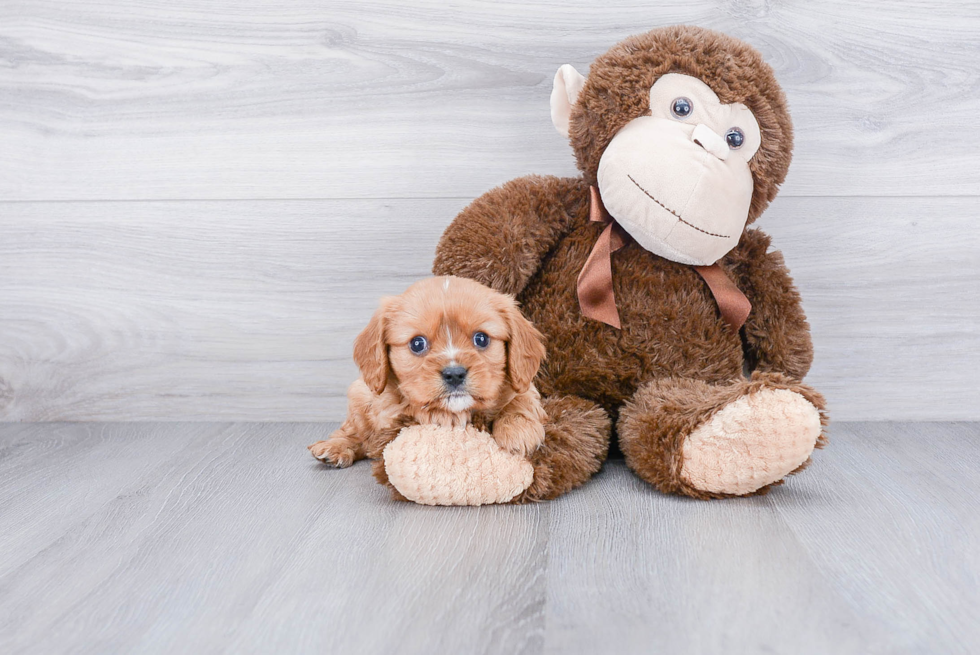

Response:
(441, 365), (467, 388)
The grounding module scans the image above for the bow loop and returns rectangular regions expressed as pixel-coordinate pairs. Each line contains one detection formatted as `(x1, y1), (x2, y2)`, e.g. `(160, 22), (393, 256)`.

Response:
(576, 187), (629, 328)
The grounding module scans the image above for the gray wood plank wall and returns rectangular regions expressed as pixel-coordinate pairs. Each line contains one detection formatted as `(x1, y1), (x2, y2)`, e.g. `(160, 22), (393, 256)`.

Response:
(1, 1), (978, 421)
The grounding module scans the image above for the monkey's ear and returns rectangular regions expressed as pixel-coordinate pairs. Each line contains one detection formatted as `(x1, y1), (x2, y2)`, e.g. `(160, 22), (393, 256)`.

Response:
(550, 64), (586, 138)
(353, 296), (396, 395)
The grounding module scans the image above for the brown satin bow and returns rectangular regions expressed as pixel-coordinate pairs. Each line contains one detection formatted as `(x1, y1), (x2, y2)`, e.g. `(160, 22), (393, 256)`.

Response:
(576, 186), (752, 333)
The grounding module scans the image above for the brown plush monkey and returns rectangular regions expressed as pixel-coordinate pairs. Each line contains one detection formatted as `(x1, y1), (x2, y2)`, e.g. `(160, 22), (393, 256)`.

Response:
(432, 25), (828, 500)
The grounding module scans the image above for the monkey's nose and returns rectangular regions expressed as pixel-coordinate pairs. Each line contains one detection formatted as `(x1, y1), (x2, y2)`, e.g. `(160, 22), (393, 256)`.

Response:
(441, 365), (468, 389)
(691, 124), (729, 161)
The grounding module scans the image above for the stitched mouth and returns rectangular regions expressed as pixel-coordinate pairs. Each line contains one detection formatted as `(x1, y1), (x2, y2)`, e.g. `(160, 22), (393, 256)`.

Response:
(627, 174), (730, 239)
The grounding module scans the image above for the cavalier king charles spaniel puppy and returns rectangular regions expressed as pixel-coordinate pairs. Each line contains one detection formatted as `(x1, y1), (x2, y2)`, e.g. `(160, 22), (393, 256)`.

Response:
(309, 276), (547, 467)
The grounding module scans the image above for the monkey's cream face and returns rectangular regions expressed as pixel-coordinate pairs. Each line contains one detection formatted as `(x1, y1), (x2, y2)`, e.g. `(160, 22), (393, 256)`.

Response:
(596, 74), (761, 266)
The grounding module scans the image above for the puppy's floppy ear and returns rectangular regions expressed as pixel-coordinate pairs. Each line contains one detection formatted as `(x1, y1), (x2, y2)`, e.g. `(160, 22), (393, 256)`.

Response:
(503, 297), (546, 393)
(353, 296), (396, 394)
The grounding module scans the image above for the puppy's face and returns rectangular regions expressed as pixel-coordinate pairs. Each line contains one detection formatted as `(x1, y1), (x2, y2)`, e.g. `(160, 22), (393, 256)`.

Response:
(353, 276), (545, 414)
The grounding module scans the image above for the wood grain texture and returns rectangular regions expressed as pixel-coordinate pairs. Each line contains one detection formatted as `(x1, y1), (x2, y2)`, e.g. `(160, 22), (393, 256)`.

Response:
(0, 199), (455, 421)
(1, 422), (978, 653)
(763, 196), (980, 421)
(1, 196), (977, 422)
(545, 422), (980, 655)
(1, 1), (977, 421)
(545, 464), (881, 654)
(773, 422), (980, 653)
(1, 1), (979, 200)
(0, 422), (546, 655)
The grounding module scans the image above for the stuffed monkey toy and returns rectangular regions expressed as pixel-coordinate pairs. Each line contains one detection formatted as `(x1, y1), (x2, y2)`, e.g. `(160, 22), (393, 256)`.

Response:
(429, 25), (828, 500)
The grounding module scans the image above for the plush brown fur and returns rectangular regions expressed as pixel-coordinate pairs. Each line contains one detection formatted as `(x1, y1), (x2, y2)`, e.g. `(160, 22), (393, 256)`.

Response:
(433, 26), (827, 499)
(514, 395), (612, 502)
(308, 276), (549, 474)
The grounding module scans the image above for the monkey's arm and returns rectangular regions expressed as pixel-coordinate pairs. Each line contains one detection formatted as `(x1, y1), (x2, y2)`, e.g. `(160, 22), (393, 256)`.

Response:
(727, 229), (814, 382)
(433, 175), (588, 295)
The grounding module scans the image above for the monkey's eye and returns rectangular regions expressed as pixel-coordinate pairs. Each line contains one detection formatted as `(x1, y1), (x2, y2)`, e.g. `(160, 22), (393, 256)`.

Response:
(670, 97), (693, 119)
(726, 128), (745, 149)
(409, 336), (429, 355)
(472, 332), (490, 349)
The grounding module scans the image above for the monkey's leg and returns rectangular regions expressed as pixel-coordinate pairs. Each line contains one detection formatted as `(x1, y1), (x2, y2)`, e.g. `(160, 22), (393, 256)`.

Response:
(371, 395), (610, 504)
(617, 372), (828, 499)
(511, 395), (612, 503)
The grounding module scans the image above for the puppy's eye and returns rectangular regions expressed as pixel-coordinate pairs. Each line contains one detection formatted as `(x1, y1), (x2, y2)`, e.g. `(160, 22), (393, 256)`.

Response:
(671, 97), (693, 119)
(726, 127), (745, 149)
(409, 336), (428, 355)
(472, 332), (489, 349)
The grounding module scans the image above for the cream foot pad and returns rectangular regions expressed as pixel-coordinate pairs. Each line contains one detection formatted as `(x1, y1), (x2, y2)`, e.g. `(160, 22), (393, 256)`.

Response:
(681, 389), (821, 495)
(383, 424), (534, 506)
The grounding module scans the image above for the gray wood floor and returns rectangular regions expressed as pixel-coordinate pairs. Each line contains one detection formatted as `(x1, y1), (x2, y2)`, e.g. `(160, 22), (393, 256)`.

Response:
(1, 422), (977, 654)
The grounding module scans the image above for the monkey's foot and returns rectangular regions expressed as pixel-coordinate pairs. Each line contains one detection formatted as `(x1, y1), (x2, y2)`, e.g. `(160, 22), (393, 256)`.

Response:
(680, 388), (821, 495)
(619, 372), (828, 498)
(380, 424), (534, 506)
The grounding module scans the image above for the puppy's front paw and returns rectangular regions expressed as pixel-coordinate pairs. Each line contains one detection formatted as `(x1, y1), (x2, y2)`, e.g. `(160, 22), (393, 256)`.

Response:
(492, 420), (545, 458)
(308, 439), (357, 468)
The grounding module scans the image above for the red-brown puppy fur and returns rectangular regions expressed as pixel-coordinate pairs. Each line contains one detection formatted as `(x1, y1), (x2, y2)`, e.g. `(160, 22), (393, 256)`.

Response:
(308, 276), (547, 467)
